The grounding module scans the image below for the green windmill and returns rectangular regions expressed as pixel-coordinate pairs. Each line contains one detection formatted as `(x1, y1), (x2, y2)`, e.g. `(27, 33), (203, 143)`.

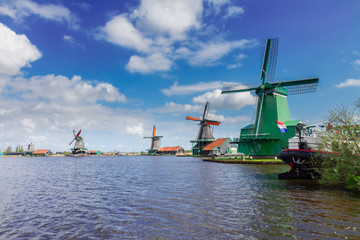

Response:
(221, 38), (318, 157)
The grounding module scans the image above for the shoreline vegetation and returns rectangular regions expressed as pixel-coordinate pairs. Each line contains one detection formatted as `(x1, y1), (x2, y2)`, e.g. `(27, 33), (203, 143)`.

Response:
(311, 97), (360, 192)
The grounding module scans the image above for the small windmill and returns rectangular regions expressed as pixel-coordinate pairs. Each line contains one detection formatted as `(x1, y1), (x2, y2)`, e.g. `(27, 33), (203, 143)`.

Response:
(222, 38), (318, 156)
(143, 125), (163, 155)
(186, 101), (220, 155)
(69, 129), (88, 155)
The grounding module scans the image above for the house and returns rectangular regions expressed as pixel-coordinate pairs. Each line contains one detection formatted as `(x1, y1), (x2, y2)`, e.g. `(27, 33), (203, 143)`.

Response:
(32, 149), (52, 156)
(202, 138), (232, 156)
(88, 150), (102, 155)
(157, 146), (185, 155)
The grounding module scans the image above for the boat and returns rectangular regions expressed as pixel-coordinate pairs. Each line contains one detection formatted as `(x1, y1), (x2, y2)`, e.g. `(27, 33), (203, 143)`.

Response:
(277, 122), (330, 179)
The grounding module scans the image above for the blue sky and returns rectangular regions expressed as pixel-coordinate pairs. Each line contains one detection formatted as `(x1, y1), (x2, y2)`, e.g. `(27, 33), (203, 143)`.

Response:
(0, 0), (359, 152)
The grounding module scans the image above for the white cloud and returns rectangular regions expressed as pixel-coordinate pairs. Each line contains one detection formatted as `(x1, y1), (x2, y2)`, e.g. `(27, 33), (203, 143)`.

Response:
(63, 35), (85, 49)
(126, 124), (144, 136)
(0, 23), (41, 76)
(224, 6), (245, 19)
(0, 74), (153, 152)
(103, 15), (153, 52)
(100, 0), (257, 74)
(206, 112), (249, 123)
(353, 59), (360, 66)
(133, 0), (203, 41)
(227, 63), (242, 69)
(192, 89), (255, 110)
(162, 81), (223, 96)
(126, 53), (173, 73)
(336, 78), (360, 88)
(152, 101), (203, 114)
(188, 39), (257, 66)
(0, 0), (77, 28)
(6, 74), (126, 103)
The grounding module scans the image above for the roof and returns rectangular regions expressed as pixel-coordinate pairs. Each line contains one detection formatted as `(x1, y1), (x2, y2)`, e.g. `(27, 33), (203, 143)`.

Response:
(158, 146), (182, 152)
(203, 138), (230, 151)
(33, 149), (51, 154)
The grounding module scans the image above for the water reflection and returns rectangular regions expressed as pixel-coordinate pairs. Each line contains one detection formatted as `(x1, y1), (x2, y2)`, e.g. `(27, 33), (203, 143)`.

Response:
(0, 156), (359, 239)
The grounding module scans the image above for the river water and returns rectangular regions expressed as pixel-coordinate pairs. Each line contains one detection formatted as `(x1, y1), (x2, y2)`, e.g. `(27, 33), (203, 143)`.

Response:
(0, 156), (359, 239)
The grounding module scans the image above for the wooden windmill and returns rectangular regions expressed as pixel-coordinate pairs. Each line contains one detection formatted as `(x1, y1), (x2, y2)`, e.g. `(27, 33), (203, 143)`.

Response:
(222, 38), (318, 157)
(69, 129), (88, 155)
(186, 101), (220, 155)
(143, 125), (163, 155)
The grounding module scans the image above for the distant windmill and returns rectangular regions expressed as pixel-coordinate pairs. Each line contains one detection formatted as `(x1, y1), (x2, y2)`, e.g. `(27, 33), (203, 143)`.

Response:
(186, 101), (220, 155)
(222, 38), (318, 156)
(69, 129), (88, 155)
(143, 125), (163, 155)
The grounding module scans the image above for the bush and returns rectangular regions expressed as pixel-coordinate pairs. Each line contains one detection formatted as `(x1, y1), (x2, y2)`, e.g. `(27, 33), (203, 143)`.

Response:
(313, 99), (360, 191)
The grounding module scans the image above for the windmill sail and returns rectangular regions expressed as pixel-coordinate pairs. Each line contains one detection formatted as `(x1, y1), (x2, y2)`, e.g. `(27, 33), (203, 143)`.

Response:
(186, 102), (220, 140)
(143, 125), (163, 154)
(69, 129), (87, 155)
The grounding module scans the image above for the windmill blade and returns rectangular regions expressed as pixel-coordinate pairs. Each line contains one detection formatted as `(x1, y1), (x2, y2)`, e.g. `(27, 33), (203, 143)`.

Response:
(186, 116), (201, 121)
(221, 83), (259, 94)
(205, 121), (220, 126)
(150, 139), (154, 149)
(76, 129), (82, 138)
(152, 125), (156, 137)
(260, 38), (279, 83)
(202, 102), (210, 119)
(69, 138), (76, 146)
(268, 78), (319, 95)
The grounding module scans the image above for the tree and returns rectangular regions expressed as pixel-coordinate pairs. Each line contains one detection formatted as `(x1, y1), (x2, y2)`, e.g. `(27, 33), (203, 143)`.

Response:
(15, 145), (24, 152)
(314, 99), (360, 191)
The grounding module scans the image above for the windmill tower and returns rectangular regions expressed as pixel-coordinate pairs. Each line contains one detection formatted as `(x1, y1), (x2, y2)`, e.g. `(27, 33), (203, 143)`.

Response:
(186, 101), (220, 155)
(222, 38), (318, 157)
(69, 129), (88, 155)
(143, 125), (163, 155)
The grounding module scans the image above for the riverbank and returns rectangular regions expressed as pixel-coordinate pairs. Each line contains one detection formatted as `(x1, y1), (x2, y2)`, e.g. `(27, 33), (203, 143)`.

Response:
(203, 157), (285, 164)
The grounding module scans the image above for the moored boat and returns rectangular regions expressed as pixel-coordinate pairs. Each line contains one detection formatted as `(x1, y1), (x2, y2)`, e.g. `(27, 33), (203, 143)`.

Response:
(277, 122), (328, 179)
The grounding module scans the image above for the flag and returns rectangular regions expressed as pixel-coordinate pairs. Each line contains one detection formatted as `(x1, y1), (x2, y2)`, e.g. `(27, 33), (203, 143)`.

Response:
(276, 121), (287, 133)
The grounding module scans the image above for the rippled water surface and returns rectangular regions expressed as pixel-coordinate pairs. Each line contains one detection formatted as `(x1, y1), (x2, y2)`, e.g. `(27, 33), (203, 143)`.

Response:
(0, 156), (359, 239)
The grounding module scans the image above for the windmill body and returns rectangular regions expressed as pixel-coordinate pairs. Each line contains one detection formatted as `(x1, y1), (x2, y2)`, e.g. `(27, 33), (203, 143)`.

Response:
(186, 102), (220, 155)
(222, 38), (318, 157)
(69, 129), (88, 155)
(143, 125), (163, 155)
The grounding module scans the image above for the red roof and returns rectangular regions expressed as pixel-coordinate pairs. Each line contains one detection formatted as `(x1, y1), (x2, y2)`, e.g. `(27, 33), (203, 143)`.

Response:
(203, 138), (229, 151)
(33, 149), (51, 154)
(158, 146), (181, 152)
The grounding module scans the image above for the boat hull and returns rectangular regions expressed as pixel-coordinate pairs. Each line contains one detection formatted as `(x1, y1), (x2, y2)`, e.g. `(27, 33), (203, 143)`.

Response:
(276, 149), (326, 179)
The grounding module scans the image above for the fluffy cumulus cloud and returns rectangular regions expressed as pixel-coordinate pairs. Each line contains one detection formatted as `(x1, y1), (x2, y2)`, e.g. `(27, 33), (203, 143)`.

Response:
(5, 74), (126, 103)
(0, 0), (77, 27)
(100, 0), (253, 74)
(336, 78), (360, 88)
(132, 0), (203, 40)
(0, 23), (42, 75)
(192, 89), (255, 110)
(103, 15), (153, 52)
(126, 53), (173, 73)
(0, 74), (156, 152)
(161, 81), (256, 110)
